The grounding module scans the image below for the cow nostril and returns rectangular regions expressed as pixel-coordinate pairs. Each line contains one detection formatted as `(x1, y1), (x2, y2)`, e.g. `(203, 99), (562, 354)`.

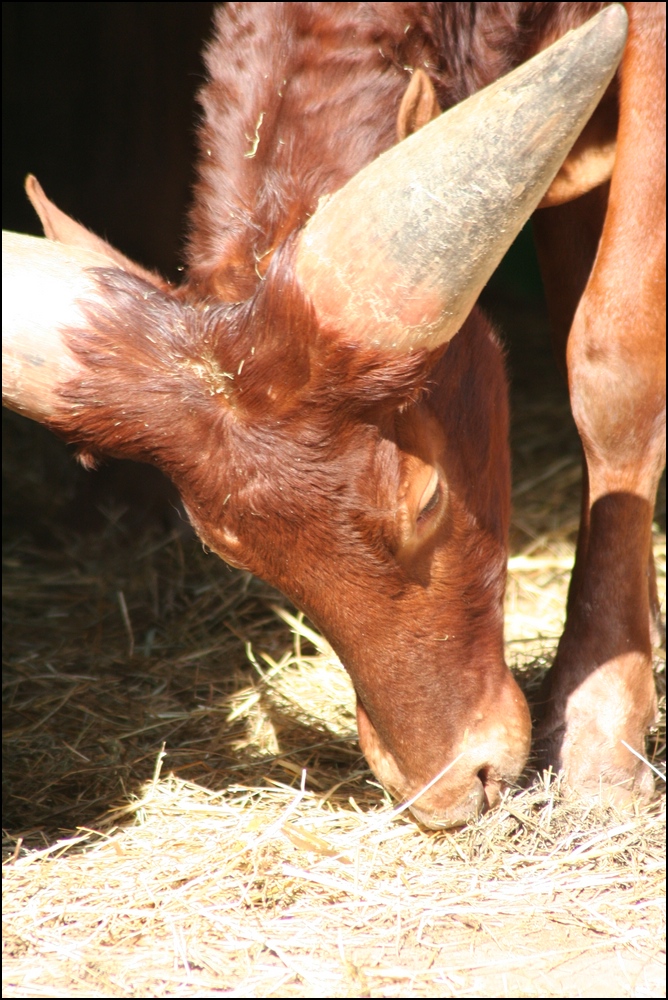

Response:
(477, 766), (503, 811)
(477, 766), (494, 810)
(477, 765), (490, 786)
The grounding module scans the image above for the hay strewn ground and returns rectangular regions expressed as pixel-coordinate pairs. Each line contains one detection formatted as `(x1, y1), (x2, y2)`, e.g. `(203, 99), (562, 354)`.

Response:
(3, 292), (665, 998)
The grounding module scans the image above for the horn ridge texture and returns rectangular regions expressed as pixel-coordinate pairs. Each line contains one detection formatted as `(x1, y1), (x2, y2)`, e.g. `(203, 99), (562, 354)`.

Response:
(296, 5), (628, 352)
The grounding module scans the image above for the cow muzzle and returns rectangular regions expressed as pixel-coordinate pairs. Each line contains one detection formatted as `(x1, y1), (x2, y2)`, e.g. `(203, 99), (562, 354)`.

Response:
(356, 674), (531, 829)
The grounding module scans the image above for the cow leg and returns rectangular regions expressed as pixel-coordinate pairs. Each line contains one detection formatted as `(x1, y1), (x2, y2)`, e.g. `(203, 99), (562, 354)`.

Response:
(532, 7), (666, 801)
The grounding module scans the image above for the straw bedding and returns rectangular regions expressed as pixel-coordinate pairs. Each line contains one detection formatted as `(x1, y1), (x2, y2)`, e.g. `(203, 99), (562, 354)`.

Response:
(3, 294), (665, 998)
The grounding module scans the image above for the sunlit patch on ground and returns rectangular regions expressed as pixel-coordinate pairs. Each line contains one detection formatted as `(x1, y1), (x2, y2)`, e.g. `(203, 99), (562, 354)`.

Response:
(3, 290), (665, 997)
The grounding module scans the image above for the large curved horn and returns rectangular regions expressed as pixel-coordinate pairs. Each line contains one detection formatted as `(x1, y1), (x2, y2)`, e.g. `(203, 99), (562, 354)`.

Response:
(2, 231), (107, 421)
(296, 5), (628, 353)
(3, 176), (170, 423)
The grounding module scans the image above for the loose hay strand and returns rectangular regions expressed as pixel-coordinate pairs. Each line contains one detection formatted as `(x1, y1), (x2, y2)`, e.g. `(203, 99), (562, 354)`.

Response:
(3, 301), (665, 997)
(3, 519), (665, 998)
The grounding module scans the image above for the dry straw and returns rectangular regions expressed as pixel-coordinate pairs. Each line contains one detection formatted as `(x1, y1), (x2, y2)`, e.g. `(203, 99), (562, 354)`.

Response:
(3, 300), (665, 998)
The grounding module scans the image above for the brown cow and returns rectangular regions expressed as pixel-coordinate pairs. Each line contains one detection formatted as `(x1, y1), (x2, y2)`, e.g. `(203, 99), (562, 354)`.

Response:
(3, 4), (665, 827)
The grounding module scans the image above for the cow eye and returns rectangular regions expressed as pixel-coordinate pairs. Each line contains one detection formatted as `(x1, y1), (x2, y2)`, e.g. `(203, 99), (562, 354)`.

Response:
(417, 469), (441, 522)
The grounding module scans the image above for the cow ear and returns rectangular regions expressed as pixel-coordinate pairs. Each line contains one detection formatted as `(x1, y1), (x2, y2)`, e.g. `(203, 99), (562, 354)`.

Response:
(396, 69), (441, 142)
(25, 175), (168, 290)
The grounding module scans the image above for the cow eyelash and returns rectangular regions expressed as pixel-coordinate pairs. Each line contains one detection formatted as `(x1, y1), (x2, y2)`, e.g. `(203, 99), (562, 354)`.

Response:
(417, 481), (441, 522)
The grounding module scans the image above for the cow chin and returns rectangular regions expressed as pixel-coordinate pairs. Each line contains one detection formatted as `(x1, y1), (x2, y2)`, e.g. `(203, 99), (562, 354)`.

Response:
(356, 678), (531, 830)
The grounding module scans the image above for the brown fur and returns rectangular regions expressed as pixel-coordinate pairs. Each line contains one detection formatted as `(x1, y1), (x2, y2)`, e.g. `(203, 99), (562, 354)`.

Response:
(37, 3), (664, 823)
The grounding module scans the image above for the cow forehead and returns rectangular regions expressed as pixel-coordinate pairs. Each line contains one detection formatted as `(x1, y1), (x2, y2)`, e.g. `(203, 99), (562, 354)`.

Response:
(225, 397), (444, 509)
(224, 414), (400, 516)
(181, 413), (419, 567)
(189, 409), (457, 592)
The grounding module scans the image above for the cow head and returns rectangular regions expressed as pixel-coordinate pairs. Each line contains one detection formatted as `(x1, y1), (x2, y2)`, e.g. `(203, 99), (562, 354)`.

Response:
(2, 8), (627, 826)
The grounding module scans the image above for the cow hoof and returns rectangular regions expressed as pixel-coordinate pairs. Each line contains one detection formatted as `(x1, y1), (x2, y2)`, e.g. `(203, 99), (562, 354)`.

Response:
(536, 719), (656, 808)
(561, 741), (655, 805)
(538, 740), (654, 811)
(536, 719), (656, 805)
(536, 649), (658, 805)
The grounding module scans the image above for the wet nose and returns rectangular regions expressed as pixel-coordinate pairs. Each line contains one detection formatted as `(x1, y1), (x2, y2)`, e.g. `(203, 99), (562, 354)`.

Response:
(407, 765), (510, 829)
(356, 674), (531, 828)
(409, 775), (486, 828)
